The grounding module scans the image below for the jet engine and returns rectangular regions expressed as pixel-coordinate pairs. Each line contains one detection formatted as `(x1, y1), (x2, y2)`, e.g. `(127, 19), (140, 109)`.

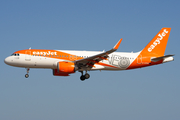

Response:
(53, 61), (76, 76)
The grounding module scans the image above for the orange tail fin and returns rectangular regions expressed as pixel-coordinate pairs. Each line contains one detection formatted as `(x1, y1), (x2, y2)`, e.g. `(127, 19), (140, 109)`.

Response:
(140, 28), (171, 57)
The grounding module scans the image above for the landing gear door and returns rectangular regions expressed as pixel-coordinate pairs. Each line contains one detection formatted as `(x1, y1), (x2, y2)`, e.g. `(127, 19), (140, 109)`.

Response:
(25, 51), (31, 61)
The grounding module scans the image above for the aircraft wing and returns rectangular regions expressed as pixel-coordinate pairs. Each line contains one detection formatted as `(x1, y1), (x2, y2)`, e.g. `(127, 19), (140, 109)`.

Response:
(75, 39), (122, 70)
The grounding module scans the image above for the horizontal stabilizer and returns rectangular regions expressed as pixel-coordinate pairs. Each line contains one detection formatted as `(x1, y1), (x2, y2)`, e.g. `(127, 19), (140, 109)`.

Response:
(151, 54), (174, 62)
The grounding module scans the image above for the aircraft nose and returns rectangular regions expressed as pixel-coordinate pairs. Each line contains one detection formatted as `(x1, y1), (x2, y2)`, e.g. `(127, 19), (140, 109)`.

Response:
(4, 57), (12, 65)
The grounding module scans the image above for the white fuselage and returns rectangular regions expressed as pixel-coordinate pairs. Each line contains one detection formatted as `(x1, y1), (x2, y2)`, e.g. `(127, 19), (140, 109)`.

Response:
(4, 50), (140, 71)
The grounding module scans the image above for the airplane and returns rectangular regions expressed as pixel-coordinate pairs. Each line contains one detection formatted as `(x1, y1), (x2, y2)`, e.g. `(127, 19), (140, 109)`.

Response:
(4, 28), (174, 81)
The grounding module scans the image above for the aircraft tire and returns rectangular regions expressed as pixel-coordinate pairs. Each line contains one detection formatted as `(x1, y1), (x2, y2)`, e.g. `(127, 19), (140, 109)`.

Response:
(80, 75), (86, 81)
(25, 74), (29, 78)
(85, 73), (90, 79)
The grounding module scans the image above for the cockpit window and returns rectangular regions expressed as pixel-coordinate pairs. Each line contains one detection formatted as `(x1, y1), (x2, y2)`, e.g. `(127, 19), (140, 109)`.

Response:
(11, 53), (20, 56)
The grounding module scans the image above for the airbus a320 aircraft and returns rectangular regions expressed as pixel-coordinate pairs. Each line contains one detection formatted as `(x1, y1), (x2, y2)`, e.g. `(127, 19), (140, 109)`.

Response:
(4, 28), (174, 81)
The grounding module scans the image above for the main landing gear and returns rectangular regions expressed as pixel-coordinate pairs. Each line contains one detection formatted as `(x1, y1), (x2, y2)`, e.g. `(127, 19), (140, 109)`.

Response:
(80, 71), (90, 81)
(25, 68), (30, 78)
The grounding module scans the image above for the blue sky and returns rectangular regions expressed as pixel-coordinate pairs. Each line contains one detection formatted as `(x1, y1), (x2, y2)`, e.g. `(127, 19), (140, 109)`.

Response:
(0, 0), (179, 120)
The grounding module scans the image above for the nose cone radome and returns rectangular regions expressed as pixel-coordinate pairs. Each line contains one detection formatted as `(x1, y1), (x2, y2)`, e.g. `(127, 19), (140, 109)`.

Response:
(4, 57), (12, 65)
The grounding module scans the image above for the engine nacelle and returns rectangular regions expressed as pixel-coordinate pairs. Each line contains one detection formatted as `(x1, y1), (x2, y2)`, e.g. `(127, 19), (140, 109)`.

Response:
(53, 61), (75, 76)
(53, 69), (70, 76)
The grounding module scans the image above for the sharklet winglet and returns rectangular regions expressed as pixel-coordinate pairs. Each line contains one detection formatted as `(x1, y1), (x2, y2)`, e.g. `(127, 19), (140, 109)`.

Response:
(113, 38), (122, 50)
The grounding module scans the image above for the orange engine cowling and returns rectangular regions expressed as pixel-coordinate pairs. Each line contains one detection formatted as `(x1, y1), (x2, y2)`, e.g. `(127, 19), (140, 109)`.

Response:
(53, 61), (75, 76)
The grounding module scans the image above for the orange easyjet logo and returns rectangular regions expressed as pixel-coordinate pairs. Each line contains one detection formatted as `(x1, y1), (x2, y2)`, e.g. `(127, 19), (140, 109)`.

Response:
(148, 29), (168, 52)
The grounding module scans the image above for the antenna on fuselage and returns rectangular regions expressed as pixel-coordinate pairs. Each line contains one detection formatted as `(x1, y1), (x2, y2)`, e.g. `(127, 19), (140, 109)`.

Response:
(29, 47), (31, 50)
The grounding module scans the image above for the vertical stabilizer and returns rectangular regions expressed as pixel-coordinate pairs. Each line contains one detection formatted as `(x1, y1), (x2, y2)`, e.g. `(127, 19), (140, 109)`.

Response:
(140, 28), (171, 57)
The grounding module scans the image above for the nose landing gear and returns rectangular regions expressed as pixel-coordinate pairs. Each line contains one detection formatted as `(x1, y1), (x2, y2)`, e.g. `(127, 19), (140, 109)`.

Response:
(25, 68), (30, 78)
(25, 74), (29, 78)
(80, 71), (90, 81)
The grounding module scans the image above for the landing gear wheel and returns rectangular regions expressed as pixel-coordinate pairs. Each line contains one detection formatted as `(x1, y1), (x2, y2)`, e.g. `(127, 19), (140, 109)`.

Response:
(80, 75), (86, 81)
(25, 68), (30, 78)
(25, 74), (29, 78)
(80, 71), (90, 81)
(85, 73), (90, 79)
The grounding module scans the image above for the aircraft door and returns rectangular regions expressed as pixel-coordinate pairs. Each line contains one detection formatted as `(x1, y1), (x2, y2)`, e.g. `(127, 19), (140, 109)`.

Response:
(137, 55), (142, 64)
(25, 50), (31, 61)
(137, 55), (150, 64)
